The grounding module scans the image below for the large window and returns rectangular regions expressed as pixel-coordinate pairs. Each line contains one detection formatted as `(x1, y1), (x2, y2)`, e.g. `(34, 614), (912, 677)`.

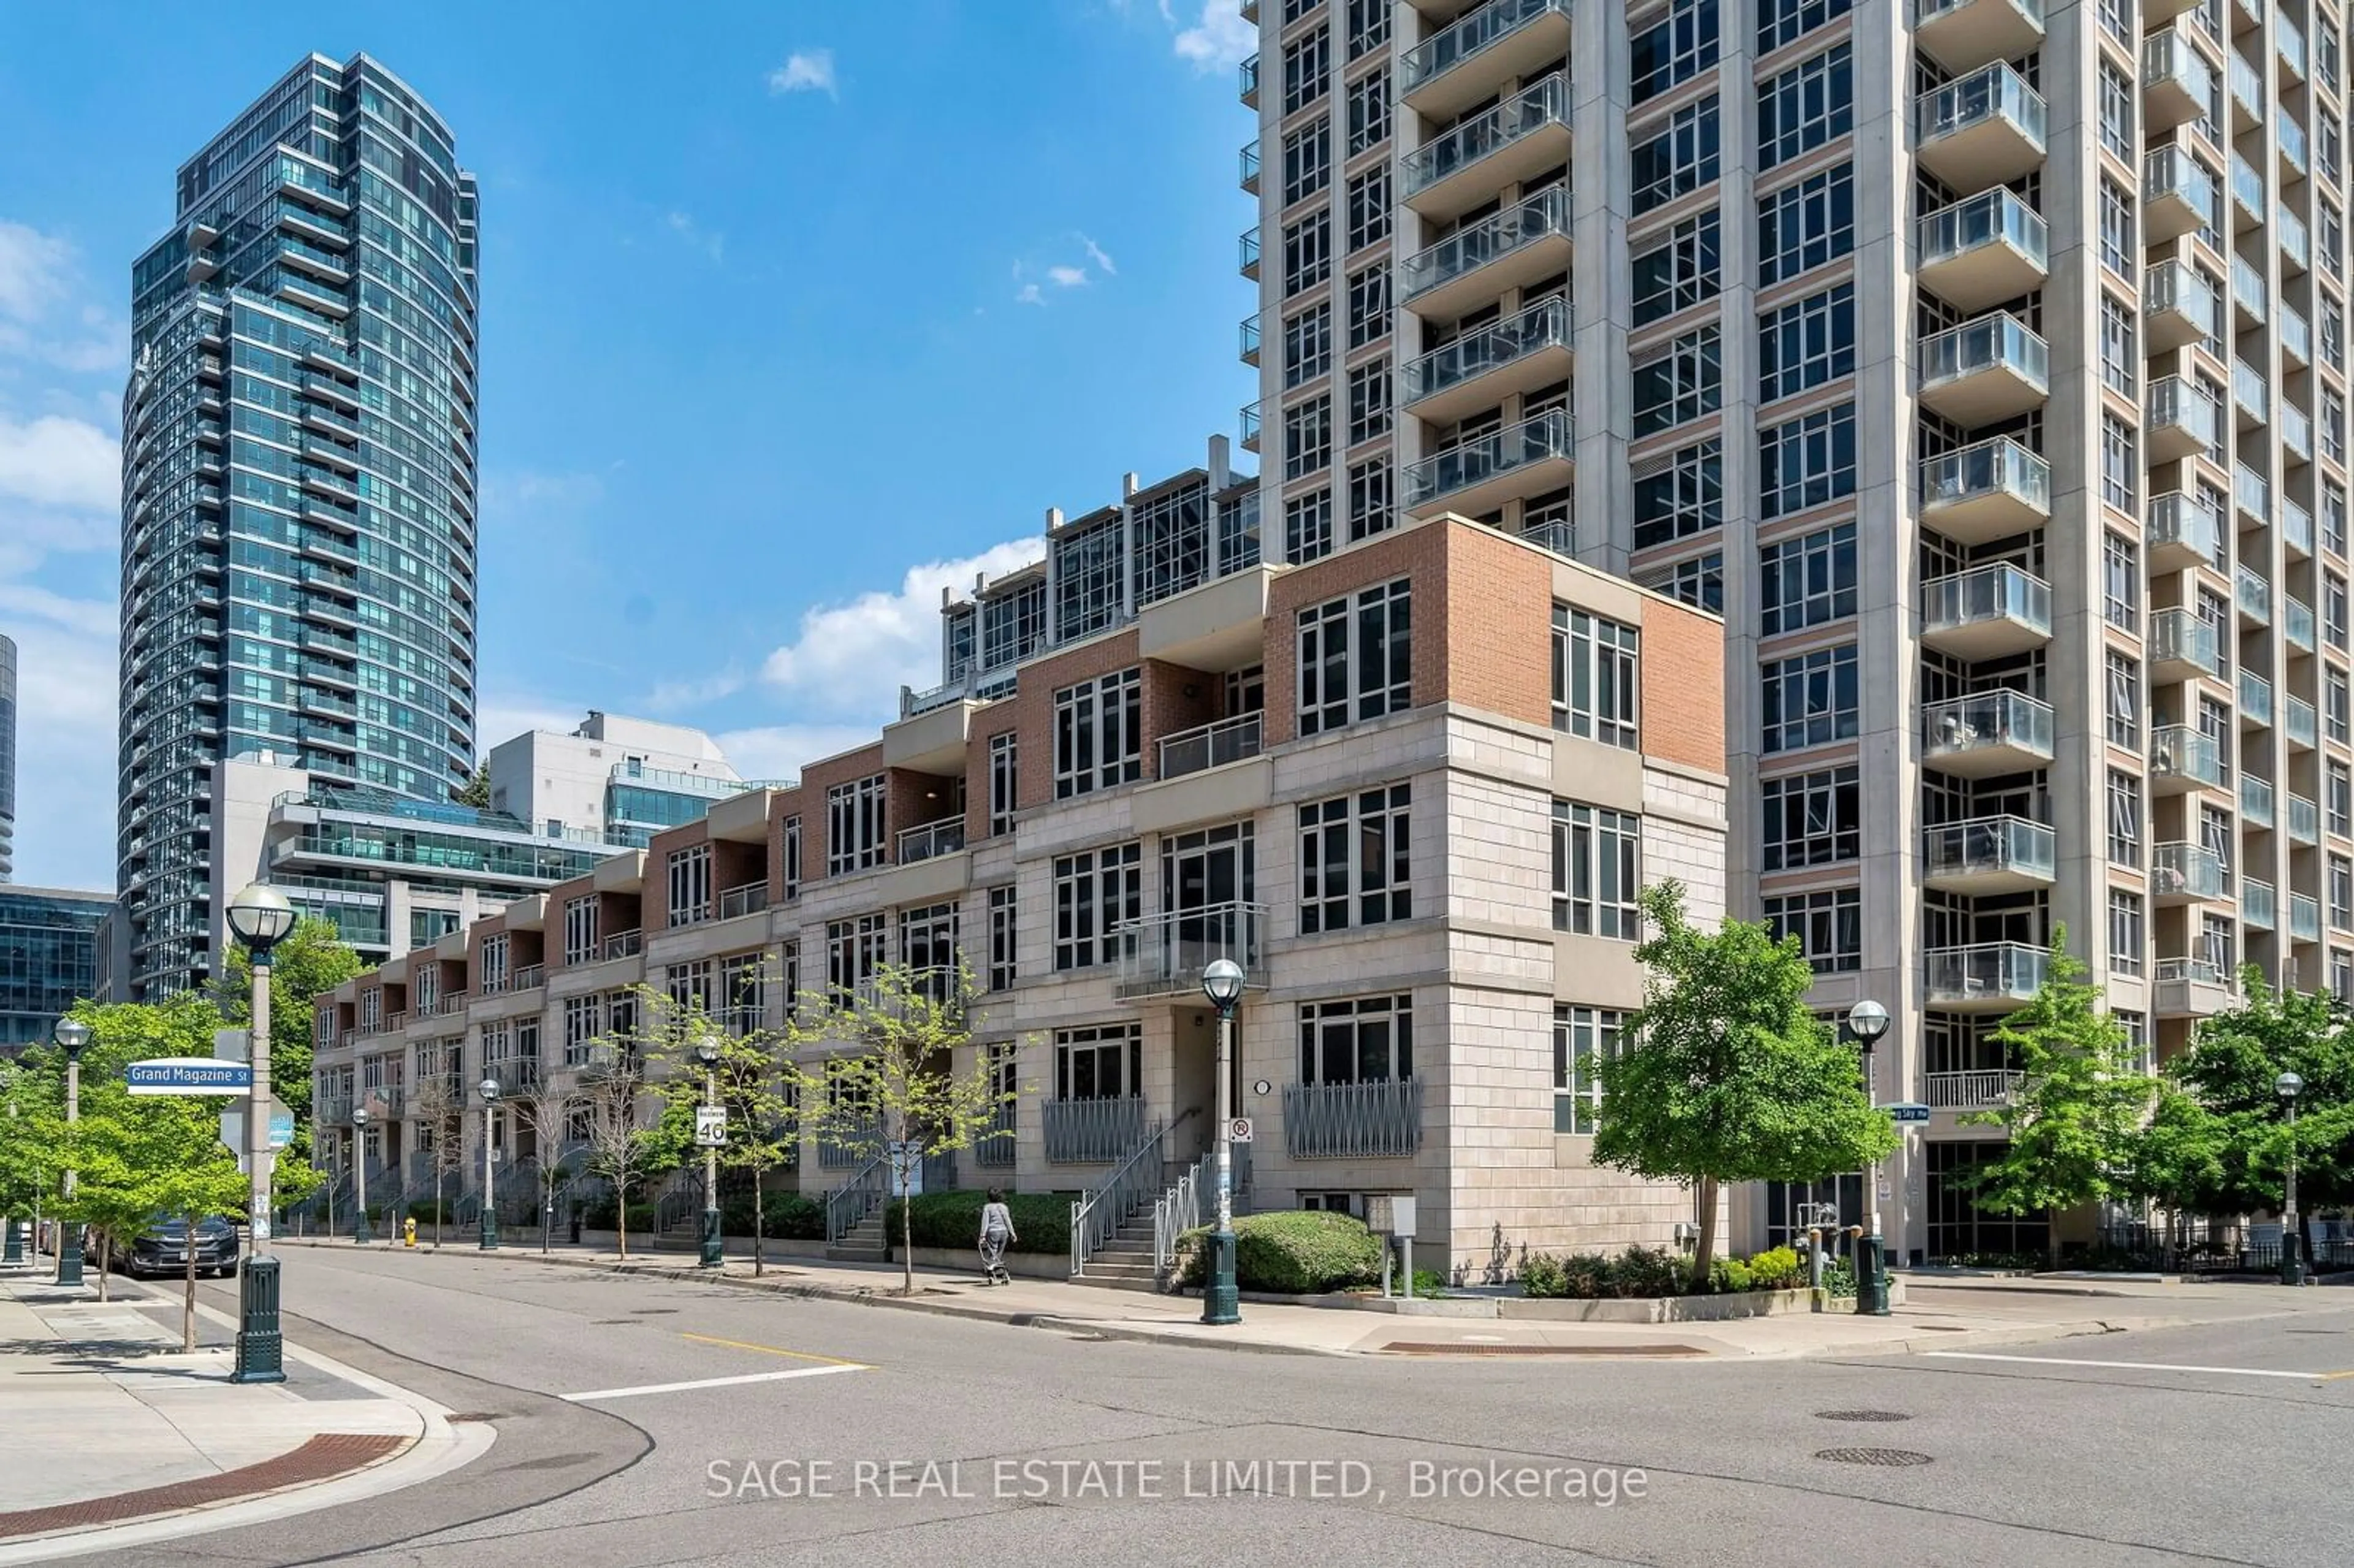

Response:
(1552, 607), (1639, 748)
(1281, 25), (1328, 113)
(563, 896), (598, 965)
(1758, 162), (1854, 286)
(1763, 887), (1862, 972)
(1285, 393), (1332, 480)
(782, 815), (801, 899)
(1284, 303), (1333, 389)
(988, 885), (1017, 992)
(1346, 67), (1389, 154)
(1553, 802), (1641, 940)
(1282, 117), (1330, 208)
(1632, 208), (1722, 326)
(1052, 843), (1142, 971)
(1286, 488), (1335, 565)
(988, 733), (1017, 835)
(1758, 0), (1850, 53)
(1758, 283), (1856, 402)
(825, 914), (886, 997)
(666, 843), (711, 927)
(1298, 995), (1414, 1085)
(1053, 668), (1142, 799)
(1759, 402), (1855, 519)
(1761, 644), (1859, 752)
(1631, 0), (1720, 102)
(1056, 1024), (1141, 1101)
(1346, 166), (1390, 253)
(1633, 324), (1723, 435)
(1555, 1005), (1626, 1133)
(1759, 521), (1857, 635)
(826, 774), (887, 875)
(1347, 357), (1390, 446)
(2106, 653), (2141, 748)
(563, 994), (601, 1067)
(2109, 890), (2145, 978)
(1283, 209), (1331, 294)
(1758, 44), (1851, 167)
(1633, 439), (1724, 548)
(1631, 96), (1721, 215)
(1298, 783), (1412, 934)
(1760, 764), (1860, 870)
(1298, 579), (1412, 735)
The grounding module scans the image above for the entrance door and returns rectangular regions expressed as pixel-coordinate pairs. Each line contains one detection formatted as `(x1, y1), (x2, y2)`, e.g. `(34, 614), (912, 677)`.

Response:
(1162, 823), (1255, 973)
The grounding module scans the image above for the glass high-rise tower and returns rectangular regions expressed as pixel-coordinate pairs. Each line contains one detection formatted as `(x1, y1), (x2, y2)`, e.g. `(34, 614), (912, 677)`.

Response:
(120, 53), (479, 997)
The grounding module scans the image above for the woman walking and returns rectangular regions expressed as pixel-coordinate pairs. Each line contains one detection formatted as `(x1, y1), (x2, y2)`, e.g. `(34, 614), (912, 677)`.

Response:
(978, 1189), (1016, 1285)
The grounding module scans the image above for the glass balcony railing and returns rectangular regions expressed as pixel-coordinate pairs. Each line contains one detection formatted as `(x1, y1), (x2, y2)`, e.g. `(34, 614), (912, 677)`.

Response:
(1240, 400), (1260, 447)
(2283, 118), (2309, 177)
(2283, 303), (2312, 363)
(2151, 724), (2226, 788)
(1402, 74), (1570, 199)
(2233, 359), (2270, 424)
(2231, 153), (2266, 220)
(1919, 436), (2051, 515)
(2287, 498), (2317, 555)
(1158, 712), (1265, 779)
(1919, 312), (2049, 397)
(1917, 60), (2048, 153)
(1922, 562), (2051, 638)
(2233, 255), (2268, 320)
(1921, 815), (2057, 883)
(2244, 773), (2277, 828)
(2288, 597), (2318, 652)
(2240, 669), (2274, 724)
(2150, 606), (2222, 676)
(1238, 52), (1257, 107)
(2284, 403), (2314, 462)
(2288, 695), (2320, 747)
(2235, 462), (2270, 522)
(2237, 564), (2273, 624)
(2231, 48), (2265, 121)
(1922, 689), (2055, 764)
(2281, 13), (2309, 78)
(2291, 793), (2322, 843)
(2282, 207), (2311, 270)
(1924, 942), (2049, 1005)
(2154, 842), (2227, 899)
(2294, 892), (2323, 943)
(2246, 878), (2279, 930)
(1399, 188), (1572, 303)
(2146, 492), (2222, 565)
(1240, 226), (1259, 276)
(1918, 188), (2048, 270)
(1401, 0), (1570, 94)
(1240, 139), (1258, 192)
(2144, 146), (2220, 220)
(1404, 409), (1574, 506)
(896, 818), (967, 865)
(1240, 313), (1259, 363)
(1401, 297), (1571, 405)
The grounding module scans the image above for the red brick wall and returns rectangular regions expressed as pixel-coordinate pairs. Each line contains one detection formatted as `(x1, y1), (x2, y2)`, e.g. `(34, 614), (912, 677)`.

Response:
(964, 717), (1015, 843)
(889, 768), (960, 859)
(542, 873), (595, 975)
(1010, 629), (1142, 810)
(798, 742), (886, 886)
(1263, 525), (1447, 747)
(1639, 596), (1729, 775)
(1441, 521), (1552, 729)
(642, 819), (710, 929)
(1141, 660), (1219, 780)
(768, 786), (804, 900)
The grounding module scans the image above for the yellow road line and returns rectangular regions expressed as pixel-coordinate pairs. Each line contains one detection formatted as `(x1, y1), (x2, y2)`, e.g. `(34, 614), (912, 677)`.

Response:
(2313, 1368), (2354, 1381)
(680, 1331), (869, 1369)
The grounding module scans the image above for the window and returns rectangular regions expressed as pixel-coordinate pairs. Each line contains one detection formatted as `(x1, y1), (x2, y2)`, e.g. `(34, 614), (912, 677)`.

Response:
(2331, 761), (2351, 837)
(1281, 25), (1328, 114)
(1055, 1023), (1141, 1101)
(1763, 887), (1862, 972)
(1282, 118), (1330, 207)
(988, 733), (1017, 835)
(897, 904), (958, 999)
(666, 959), (713, 1016)
(2106, 652), (2141, 748)
(782, 815), (801, 899)
(1632, 208), (1722, 325)
(2102, 414), (2137, 513)
(1760, 764), (1860, 870)
(1758, 162), (1854, 286)
(560, 993), (602, 1067)
(1643, 551), (1724, 614)
(1346, 69), (1389, 154)
(826, 774), (887, 874)
(1631, 0), (1720, 102)
(1759, 521), (1857, 635)
(2100, 294), (2136, 397)
(1299, 783), (1412, 934)
(1347, 357), (1390, 445)
(666, 843), (711, 926)
(1345, 0), (1388, 58)
(2109, 891), (2145, 978)
(1759, 0), (1850, 53)
(2102, 531), (2140, 632)
(987, 885), (1016, 991)
(1347, 459), (1391, 536)
(1554, 1005), (1626, 1133)
(1347, 264), (1387, 348)
(718, 952), (764, 1033)
(1758, 45), (1851, 167)
(1053, 669), (1141, 799)
(479, 933), (508, 991)
(2099, 178), (2134, 278)
(2098, 60), (2134, 162)
(1761, 644), (1859, 752)
(1283, 209), (1331, 294)
(2326, 305), (2347, 374)
(1298, 578), (1412, 734)
(563, 896), (598, 965)
(1286, 487), (1335, 564)
(1633, 324), (1722, 435)
(2109, 767), (2142, 866)
(1346, 166), (1390, 252)
(1052, 843), (1141, 971)
(1298, 995), (1414, 1085)
(2333, 669), (2351, 744)
(2330, 390), (2349, 465)
(2331, 571), (2351, 649)
(1631, 96), (1721, 215)
(1552, 607), (1639, 747)
(1759, 402), (1855, 519)
(1553, 802), (1641, 939)
(825, 914), (886, 997)
(2331, 482), (2350, 554)
(1633, 440), (1723, 547)
(1758, 283), (1856, 402)
(2335, 854), (2354, 931)
(1284, 393), (1332, 480)
(1284, 303), (1333, 387)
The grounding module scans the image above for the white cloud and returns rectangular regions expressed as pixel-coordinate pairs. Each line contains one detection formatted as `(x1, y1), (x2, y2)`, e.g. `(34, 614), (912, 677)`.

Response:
(482, 468), (606, 511)
(1171, 0), (1254, 70)
(1079, 235), (1118, 276)
(0, 221), (72, 321)
(644, 667), (747, 712)
(758, 538), (1045, 717)
(768, 49), (838, 97)
(0, 413), (120, 511)
(665, 211), (726, 265)
(710, 724), (883, 785)
(0, 593), (120, 890)
(476, 696), (588, 747)
(1046, 264), (1089, 289)
(1015, 283), (1045, 306)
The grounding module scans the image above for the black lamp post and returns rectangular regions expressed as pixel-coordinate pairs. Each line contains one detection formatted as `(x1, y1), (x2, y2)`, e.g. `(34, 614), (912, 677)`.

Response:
(2279, 1070), (2306, 1287)
(51, 1016), (92, 1288)
(350, 1104), (373, 1244)
(1846, 997), (1892, 1316)
(1199, 957), (1244, 1326)
(225, 881), (296, 1383)
(479, 1077), (500, 1250)
(696, 1033), (724, 1269)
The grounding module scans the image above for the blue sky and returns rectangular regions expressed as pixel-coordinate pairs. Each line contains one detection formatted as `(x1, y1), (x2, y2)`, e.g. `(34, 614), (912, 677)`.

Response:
(0, 0), (1257, 891)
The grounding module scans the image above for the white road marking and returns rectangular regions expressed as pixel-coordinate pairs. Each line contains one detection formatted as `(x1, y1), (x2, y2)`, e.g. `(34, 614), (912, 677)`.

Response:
(562, 1364), (868, 1402)
(1925, 1352), (2344, 1380)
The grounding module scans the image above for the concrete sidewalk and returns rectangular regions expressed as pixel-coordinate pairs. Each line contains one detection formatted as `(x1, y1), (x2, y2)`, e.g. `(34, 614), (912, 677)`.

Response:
(283, 1236), (2337, 1360)
(0, 1258), (489, 1565)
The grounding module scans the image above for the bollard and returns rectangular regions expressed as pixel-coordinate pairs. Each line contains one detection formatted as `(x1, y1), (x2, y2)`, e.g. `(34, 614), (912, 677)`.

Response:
(230, 1254), (286, 1383)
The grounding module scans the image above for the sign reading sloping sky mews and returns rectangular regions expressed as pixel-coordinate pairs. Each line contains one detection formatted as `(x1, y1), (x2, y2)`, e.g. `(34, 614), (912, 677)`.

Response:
(125, 1057), (254, 1097)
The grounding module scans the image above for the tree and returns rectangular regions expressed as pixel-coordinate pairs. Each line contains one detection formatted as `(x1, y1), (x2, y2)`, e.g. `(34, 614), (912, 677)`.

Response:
(507, 1081), (586, 1252)
(1593, 882), (1898, 1293)
(793, 963), (1016, 1296)
(576, 1026), (686, 1261)
(1961, 931), (2158, 1268)
(638, 977), (802, 1276)
(2125, 1084), (2233, 1259)
(454, 763), (492, 809)
(216, 916), (362, 1217)
(406, 1068), (470, 1247)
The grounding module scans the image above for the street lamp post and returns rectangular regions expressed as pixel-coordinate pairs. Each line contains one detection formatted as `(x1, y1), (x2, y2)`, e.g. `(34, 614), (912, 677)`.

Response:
(225, 881), (296, 1384)
(696, 1034), (723, 1269)
(350, 1105), (373, 1244)
(3, 1079), (23, 1265)
(1846, 998), (1892, 1317)
(2279, 1071), (2306, 1287)
(1199, 957), (1245, 1327)
(51, 1017), (91, 1288)
(479, 1078), (500, 1250)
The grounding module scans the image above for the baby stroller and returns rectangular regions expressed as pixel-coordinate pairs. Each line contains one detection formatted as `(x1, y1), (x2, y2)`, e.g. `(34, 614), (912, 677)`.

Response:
(979, 1227), (1012, 1285)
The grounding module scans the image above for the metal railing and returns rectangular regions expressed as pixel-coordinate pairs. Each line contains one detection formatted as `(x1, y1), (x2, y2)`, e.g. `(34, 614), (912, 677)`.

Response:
(896, 818), (967, 864)
(603, 929), (643, 961)
(1923, 1069), (2022, 1108)
(1154, 1149), (1210, 1287)
(1923, 942), (2049, 1003)
(825, 1154), (890, 1245)
(1111, 902), (1268, 998)
(1401, 0), (1567, 91)
(1043, 1096), (1148, 1165)
(819, 1116), (884, 1170)
(1284, 1077), (1424, 1160)
(1921, 815), (2055, 881)
(1157, 713), (1263, 780)
(1070, 1118), (1168, 1276)
(1400, 187), (1571, 303)
(1403, 70), (1569, 194)
(718, 881), (769, 920)
(975, 1102), (1017, 1167)
(510, 964), (544, 991)
(1404, 408), (1573, 506)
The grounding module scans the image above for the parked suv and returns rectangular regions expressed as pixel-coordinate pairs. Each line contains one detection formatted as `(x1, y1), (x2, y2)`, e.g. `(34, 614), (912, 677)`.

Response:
(124, 1216), (241, 1279)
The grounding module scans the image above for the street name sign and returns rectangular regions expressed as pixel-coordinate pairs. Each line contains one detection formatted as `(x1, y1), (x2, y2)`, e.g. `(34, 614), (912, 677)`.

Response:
(127, 1058), (253, 1097)
(1888, 1103), (1933, 1125)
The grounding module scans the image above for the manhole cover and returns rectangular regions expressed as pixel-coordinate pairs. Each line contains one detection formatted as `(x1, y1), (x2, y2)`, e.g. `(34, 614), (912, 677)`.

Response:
(445, 1412), (499, 1424)
(1815, 1410), (1912, 1423)
(1815, 1448), (1933, 1467)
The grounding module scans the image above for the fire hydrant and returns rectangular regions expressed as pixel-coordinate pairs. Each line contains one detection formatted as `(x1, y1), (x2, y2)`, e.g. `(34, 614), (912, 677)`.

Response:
(403, 1216), (417, 1249)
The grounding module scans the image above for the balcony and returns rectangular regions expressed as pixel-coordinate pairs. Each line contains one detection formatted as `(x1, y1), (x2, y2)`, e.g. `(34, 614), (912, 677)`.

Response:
(2146, 376), (2221, 464)
(1240, 313), (1259, 367)
(717, 880), (769, 921)
(1285, 1076), (1425, 1160)
(2236, 564), (2271, 626)
(2233, 359), (2268, 428)
(1402, 0), (1572, 118)
(1238, 52), (1257, 109)
(2146, 493), (2223, 571)
(1404, 409), (1574, 517)
(2144, 261), (2220, 354)
(1914, 0), (2044, 74)
(2150, 724), (2228, 794)
(2294, 893), (2323, 943)
(2230, 153), (2264, 226)
(1240, 226), (1259, 281)
(2143, 147), (2219, 244)
(2156, 957), (2238, 1018)
(2288, 695), (2320, 750)
(1919, 563), (2051, 659)
(1916, 63), (2047, 192)
(2291, 793), (2322, 845)
(2145, 28), (2219, 132)
(2282, 304), (2312, 368)
(2152, 842), (2226, 903)
(1111, 900), (1268, 1000)
(2234, 462), (2269, 525)
(1401, 297), (1573, 424)
(603, 929), (644, 962)
(1924, 942), (2049, 1010)
(1158, 712), (1264, 780)
(896, 818), (967, 866)
(1241, 399), (1260, 453)
(1922, 690), (2054, 777)
(486, 1057), (541, 1098)
(1240, 140), (1259, 196)
(2288, 597), (2318, 653)
(1918, 438), (2050, 544)
(2246, 878), (2278, 930)
(1918, 313), (2048, 426)
(1043, 1096), (1147, 1165)
(1916, 189), (2047, 313)
(2148, 607), (2223, 682)
(1401, 74), (1572, 221)
(2241, 669), (2273, 726)
(1399, 188), (1572, 318)
(1921, 815), (2057, 893)
(2244, 774), (2277, 828)
(1922, 1069), (2021, 1109)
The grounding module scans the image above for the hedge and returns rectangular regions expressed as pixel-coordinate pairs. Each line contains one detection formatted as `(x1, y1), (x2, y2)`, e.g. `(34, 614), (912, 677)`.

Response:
(1178, 1211), (1386, 1295)
(1521, 1243), (1812, 1299)
(883, 1191), (1072, 1257)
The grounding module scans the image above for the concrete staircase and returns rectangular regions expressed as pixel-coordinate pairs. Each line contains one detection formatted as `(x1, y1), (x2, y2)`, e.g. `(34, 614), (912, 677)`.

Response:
(826, 1211), (888, 1263)
(1072, 1215), (1162, 1292)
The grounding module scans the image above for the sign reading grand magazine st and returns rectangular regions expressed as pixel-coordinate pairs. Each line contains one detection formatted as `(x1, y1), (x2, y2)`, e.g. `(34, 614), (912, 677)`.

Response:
(124, 1057), (254, 1097)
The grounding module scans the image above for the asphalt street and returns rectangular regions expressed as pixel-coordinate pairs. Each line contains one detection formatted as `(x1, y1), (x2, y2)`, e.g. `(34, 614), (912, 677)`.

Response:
(69, 1247), (2354, 1568)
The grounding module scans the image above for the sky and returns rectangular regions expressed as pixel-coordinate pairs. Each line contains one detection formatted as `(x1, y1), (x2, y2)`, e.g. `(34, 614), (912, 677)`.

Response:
(0, 0), (1259, 892)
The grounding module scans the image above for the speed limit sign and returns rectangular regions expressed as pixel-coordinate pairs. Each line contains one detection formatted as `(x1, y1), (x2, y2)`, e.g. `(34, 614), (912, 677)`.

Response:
(1227, 1117), (1254, 1143)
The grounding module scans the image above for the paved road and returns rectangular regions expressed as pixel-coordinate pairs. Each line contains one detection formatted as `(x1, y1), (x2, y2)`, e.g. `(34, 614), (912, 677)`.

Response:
(76, 1249), (2354, 1567)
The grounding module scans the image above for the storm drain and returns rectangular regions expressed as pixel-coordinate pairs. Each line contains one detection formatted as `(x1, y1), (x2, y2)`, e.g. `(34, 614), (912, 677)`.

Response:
(1814, 1410), (1912, 1423)
(1815, 1448), (1933, 1467)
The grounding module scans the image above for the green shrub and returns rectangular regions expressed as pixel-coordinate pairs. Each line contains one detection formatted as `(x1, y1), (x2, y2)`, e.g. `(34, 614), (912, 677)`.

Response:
(400, 1200), (451, 1227)
(1409, 1267), (1449, 1299)
(1178, 1211), (1386, 1294)
(1822, 1258), (1857, 1298)
(1743, 1246), (1803, 1292)
(1560, 1252), (1614, 1298)
(764, 1195), (826, 1240)
(1519, 1253), (1569, 1298)
(1608, 1246), (1688, 1298)
(883, 1191), (1070, 1256)
(1707, 1257), (1753, 1295)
